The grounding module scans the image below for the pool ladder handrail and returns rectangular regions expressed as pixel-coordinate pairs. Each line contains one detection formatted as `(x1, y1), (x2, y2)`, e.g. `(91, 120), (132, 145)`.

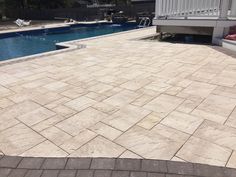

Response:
(138, 17), (151, 28)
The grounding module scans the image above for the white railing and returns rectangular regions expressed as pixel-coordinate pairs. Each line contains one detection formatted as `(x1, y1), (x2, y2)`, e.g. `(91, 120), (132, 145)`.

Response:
(155, 0), (222, 19)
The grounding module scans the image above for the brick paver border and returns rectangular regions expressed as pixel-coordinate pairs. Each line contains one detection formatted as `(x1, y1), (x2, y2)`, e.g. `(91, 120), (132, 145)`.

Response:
(0, 156), (236, 177)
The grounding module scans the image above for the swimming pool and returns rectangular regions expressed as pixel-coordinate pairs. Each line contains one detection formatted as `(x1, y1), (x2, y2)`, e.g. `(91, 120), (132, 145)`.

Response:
(0, 23), (138, 61)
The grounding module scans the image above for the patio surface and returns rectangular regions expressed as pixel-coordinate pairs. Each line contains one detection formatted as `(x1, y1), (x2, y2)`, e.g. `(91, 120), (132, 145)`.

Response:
(1, 27), (236, 168)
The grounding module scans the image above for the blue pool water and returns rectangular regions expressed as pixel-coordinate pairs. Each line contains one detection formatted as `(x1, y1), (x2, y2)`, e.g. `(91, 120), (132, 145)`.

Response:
(0, 23), (138, 61)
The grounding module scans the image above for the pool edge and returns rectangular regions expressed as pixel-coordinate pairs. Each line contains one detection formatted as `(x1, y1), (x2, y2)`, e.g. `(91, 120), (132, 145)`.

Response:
(0, 26), (154, 66)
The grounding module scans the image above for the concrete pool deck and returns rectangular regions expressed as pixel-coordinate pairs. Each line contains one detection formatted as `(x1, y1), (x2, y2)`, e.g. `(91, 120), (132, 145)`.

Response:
(0, 27), (236, 169)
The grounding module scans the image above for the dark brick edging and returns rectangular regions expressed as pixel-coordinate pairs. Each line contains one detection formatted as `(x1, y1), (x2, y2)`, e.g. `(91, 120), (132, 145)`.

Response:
(0, 156), (235, 177)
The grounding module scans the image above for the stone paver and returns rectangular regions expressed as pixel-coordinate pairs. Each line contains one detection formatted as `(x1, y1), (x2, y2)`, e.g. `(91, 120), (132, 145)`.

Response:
(21, 141), (68, 157)
(115, 125), (189, 159)
(56, 107), (107, 136)
(0, 123), (45, 155)
(227, 151), (236, 168)
(0, 27), (236, 167)
(69, 136), (125, 157)
(0, 156), (235, 177)
(18, 157), (44, 169)
(143, 94), (184, 118)
(176, 137), (232, 166)
(161, 111), (203, 134)
(102, 104), (150, 131)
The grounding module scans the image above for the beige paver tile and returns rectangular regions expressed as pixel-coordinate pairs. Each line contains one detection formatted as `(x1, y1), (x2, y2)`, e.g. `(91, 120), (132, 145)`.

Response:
(56, 107), (107, 136)
(210, 71), (236, 87)
(103, 105), (150, 131)
(45, 97), (71, 109)
(177, 81), (216, 99)
(65, 96), (96, 112)
(115, 125), (189, 160)
(177, 136), (231, 166)
(60, 87), (87, 99)
(0, 123), (45, 155)
(32, 115), (65, 132)
(8, 92), (32, 103)
(0, 116), (19, 132)
(144, 82), (171, 92)
(137, 112), (162, 130)
(227, 151), (236, 168)
(89, 122), (122, 141)
(119, 150), (142, 159)
(165, 86), (183, 96)
(213, 86), (236, 99)
(0, 100), (41, 119)
(60, 129), (97, 154)
(166, 78), (192, 88)
(188, 71), (216, 82)
(120, 79), (151, 91)
(0, 73), (19, 86)
(171, 156), (186, 162)
(199, 63), (225, 74)
(91, 68), (116, 77)
(0, 98), (14, 109)
(136, 88), (161, 97)
(92, 102), (118, 115)
(40, 126), (72, 146)
(194, 120), (236, 150)
(103, 87), (123, 97)
(153, 124), (190, 141)
(22, 72), (47, 81)
(103, 90), (140, 108)
(161, 111), (203, 134)
(17, 107), (56, 126)
(69, 136), (125, 157)
(43, 81), (69, 91)
(52, 105), (76, 118)
(10, 86), (48, 94)
(63, 76), (92, 87)
(119, 69), (144, 80)
(88, 82), (113, 93)
(143, 94), (184, 118)
(131, 94), (155, 107)
(176, 98), (203, 114)
(97, 75), (127, 87)
(85, 92), (107, 102)
(192, 94), (236, 123)
(31, 92), (62, 105)
(21, 77), (55, 89)
(0, 85), (14, 98)
(21, 140), (68, 157)
(225, 108), (236, 129)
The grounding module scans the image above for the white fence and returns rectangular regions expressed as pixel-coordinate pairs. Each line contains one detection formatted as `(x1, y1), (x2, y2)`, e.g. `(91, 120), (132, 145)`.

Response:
(155, 0), (222, 18)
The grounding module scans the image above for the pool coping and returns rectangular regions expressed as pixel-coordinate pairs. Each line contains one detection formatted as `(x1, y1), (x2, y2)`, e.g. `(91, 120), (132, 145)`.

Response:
(0, 26), (154, 67)
(0, 155), (236, 177)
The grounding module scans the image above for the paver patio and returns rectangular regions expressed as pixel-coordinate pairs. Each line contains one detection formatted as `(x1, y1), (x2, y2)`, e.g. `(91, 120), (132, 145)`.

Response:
(0, 27), (236, 168)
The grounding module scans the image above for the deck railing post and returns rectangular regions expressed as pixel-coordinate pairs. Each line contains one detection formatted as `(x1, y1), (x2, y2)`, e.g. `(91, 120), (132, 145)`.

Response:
(219, 0), (230, 19)
(231, 0), (236, 17)
(155, 0), (159, 18)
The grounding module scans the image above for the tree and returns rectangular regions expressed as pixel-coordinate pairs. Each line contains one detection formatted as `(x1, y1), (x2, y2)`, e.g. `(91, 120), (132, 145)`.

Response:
(3, 0), (131, 11)
(0, 0), (4, 18)
(4, 0), (70, 10)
